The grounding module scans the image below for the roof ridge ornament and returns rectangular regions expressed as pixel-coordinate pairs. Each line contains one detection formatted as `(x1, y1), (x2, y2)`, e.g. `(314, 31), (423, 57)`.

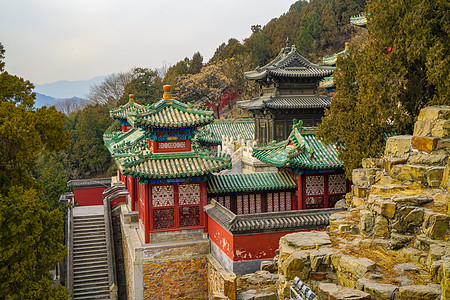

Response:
(163, 85), (172, 100)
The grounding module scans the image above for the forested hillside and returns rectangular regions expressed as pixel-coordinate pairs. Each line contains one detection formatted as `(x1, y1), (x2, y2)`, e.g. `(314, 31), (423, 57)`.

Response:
(61, 0), (367, 179)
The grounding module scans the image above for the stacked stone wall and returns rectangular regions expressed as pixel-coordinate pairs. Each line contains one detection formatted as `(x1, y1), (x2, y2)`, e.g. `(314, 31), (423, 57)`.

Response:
(208, 256), (237, 300)
(143, 257), (208, 299)
(235, 106), (450, 300)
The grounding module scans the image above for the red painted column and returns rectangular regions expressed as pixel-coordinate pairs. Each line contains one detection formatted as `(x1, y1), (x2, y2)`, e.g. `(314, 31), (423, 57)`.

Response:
(297, 174), (304, 210)
(174, 183), (179, 228)
(200, 181), (208, 232)
(144, 183), (150, 244)
(148, 184), (153, 232)
(129, 176), (136, 211)
(324, 174), (329, 208)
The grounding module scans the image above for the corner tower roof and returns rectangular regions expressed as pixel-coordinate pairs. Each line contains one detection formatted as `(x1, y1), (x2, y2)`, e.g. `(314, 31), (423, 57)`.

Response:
(128, 86), (215, 129)
(244, 44), (334, 81)
(252, 120), (343, 171)
(109, 94), (148, 121)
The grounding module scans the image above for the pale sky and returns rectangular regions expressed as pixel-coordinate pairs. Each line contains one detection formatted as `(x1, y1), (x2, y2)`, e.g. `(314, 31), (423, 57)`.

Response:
(0, 0), (296, 85)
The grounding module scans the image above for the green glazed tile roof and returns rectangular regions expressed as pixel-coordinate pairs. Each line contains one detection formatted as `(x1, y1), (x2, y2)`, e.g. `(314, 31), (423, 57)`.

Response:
(117, 151), (231, 179)
(350, 13), (367, 28)
(207, 171), (297, 194)
(319, 76), (335, 89)
(322, 49), (349, 66)
(129, 98), (215, 129)
(244, 44), (334, 81)
(196, 119), (255, 144)
(252, 120), (343, 171)
(104, 127), (147, 155)
(109, 100), (148, 121)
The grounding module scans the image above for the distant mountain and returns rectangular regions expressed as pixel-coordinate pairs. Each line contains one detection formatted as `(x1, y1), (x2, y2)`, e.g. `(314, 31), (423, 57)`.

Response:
(34, 75), (107, 99)
(35, 93), (59, 108)
(35, 93), (88, 111)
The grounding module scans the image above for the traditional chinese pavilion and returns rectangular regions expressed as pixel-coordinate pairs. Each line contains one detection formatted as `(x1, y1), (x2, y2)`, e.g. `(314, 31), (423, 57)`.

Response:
(238, 40), (335, 143)
(350, 13), (367, 29)
(252, 119), (350, 210)
(105, 86), (231, 244)
(102, 86), (348, 298)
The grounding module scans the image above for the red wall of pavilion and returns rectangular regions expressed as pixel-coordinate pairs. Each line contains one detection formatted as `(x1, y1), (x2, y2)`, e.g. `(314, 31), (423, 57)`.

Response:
(208, 217), (234, 259)
(208, 216), (312, 262)
(73, 187), (108, 206)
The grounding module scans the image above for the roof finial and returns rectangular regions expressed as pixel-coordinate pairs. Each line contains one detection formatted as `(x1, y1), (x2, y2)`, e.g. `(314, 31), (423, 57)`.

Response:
(163, 85), (172, 100)
(129, 94), (134, 103)
(285, 37), (290, 48)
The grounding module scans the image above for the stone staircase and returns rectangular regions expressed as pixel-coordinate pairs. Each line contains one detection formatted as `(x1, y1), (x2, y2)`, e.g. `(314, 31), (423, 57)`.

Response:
(72, 212), (110, 299)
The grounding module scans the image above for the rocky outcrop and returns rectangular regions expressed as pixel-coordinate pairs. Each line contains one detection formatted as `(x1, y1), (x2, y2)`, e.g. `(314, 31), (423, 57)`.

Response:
(236, 107), (449, 300)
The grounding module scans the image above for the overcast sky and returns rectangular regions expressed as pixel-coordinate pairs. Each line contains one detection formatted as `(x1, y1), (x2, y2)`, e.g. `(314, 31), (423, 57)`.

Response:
(1, 0), (296, 85)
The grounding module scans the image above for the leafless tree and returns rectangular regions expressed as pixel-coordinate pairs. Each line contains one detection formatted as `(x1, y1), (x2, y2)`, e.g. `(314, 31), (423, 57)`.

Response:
(87, 72), (132, 106)
(55, 98), (88, 116)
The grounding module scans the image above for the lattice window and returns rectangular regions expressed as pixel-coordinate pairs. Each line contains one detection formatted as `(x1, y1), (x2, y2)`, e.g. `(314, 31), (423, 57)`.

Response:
(328, 195), (344, 208)
(306, 175), (325, 195)
(179, 206), (200, 227)
(237, 195), (242, 214)
(267, 193), (273, 212)
(215, 196), (232, 211)
(305, 196), (324, 209)
(280, 192), (286, 211)
(243, 194), (249, 214)
(328, 174), (347, 194)
(255, 194), (262, 213)
(274, 193), (279, 211)
(153, 208), (174, 229)
(152, 185), (174, 207)
(249, 194), (255, 214)
(224, 196), (231, 210)
(179, 184), (200, 205)
(286, 191), (292, 211)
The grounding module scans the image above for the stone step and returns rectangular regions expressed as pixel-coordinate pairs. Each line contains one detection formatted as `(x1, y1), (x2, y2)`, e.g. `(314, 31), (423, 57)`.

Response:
(73, 249), (107, 258)
(74, 259), (108, 268)
(73, 215), (104, 220)
(74, 236), (106, 243)
(74, 266), (108, 275)
(73, 224), (105, 231)
(73, 217), (104, 223)
(74, 261), (108, 269)
(73, 244), (107, 251)
(73, 245), (107, 252)
(73, 254), (108, 263)
(74, 270), (109, 279)
(73, 287), (110, 298)
(74, 261), (108, 270)
(73, 272), (109, 283)
(73, 240), (107, 248)
(73, 231), (106, 238)
(73, 293), (110, 300)
(73, 279), (109, 289)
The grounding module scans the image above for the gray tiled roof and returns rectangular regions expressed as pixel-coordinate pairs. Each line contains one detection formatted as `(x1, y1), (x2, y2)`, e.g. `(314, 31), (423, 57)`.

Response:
(264, 96), (332, 109)
(244, 45), (335, 81)
(238, 95), (331, 110)
(204, 199), (345, 234)
(67, 178), (112, 188)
